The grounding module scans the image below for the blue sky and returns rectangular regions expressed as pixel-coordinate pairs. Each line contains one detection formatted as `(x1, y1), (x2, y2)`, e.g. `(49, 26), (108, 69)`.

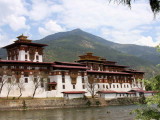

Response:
(0, 0), (159, 47)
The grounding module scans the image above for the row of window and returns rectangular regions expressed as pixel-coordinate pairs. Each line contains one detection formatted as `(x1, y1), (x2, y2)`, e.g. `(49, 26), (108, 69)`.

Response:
(97, 84), (130, 89)
(0, 77), (43, 84)
(62, 76), (85, 83)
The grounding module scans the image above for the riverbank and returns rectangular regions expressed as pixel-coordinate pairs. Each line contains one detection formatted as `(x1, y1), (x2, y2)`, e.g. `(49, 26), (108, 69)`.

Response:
(0, 97), (144, 111)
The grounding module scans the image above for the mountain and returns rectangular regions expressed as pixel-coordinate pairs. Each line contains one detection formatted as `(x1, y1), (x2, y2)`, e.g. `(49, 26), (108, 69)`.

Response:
(0, 29), (160, 78)
(111, 44), (160, 65)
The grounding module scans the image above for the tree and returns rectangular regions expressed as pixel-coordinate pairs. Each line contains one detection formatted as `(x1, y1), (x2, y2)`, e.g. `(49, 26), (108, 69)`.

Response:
(111, 0), (160, 15)
(86, 75), (99, 98)
(17, 77), (25, 99)
(6, 75), (15, 99)
(133, 75), (160, 120)
(0, 68), (12, 96)
(13, 71), (25, 99)
(31, 71), (48, 98)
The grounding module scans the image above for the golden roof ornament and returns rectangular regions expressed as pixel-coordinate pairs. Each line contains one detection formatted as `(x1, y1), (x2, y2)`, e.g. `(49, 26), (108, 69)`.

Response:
(15, 34), (32, 43)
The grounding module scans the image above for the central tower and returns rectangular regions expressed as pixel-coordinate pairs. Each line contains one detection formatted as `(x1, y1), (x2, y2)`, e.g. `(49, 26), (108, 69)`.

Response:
(3, 35), (47, 62)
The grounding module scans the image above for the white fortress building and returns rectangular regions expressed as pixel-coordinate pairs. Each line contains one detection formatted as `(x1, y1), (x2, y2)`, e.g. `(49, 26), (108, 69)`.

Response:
(0, 35), (153, 99)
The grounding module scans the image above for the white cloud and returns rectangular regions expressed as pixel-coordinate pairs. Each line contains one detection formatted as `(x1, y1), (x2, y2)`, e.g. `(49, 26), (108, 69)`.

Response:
(0, 32), (14, 47)
(101, 28), (159, 47)
(6, 15), (29, 31)
(38, 20), (65, 36)
(0, 0), (160, 47)
(134, 36), (159, 47)
(0, 0), (29, 31)
(29, 0), (64, 21)
(60, 0), (153, 30)
(101, 28), (142, 44)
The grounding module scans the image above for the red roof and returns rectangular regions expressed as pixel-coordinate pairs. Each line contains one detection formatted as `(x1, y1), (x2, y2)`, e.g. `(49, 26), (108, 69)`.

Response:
(87, 70), (132, 75)
(62, 91), (86, 94)
(3, 42), (48, 48)
(52, 65), (88, 69)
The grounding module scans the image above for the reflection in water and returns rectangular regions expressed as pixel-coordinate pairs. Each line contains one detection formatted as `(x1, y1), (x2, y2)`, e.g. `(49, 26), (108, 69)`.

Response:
(0, 105), (139, 120)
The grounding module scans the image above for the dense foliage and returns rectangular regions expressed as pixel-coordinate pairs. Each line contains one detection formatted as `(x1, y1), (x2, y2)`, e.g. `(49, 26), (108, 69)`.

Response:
(133, 75), (160, 120)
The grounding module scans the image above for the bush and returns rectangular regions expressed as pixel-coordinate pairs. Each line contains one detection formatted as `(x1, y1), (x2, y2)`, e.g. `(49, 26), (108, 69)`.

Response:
(95, 101), (101, 105)
(86, 101), (91, 106)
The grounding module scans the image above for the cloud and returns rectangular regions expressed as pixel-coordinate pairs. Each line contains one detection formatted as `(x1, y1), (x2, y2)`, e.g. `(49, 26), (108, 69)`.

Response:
(0, 0), (29, 31)
(101, 28), (159, 47)
(29, 0), (64, 21)
(59, 0), (153, 30)
(6, 15), (29, 31)
(101, 28), (142, 44)
(133, 36), (159, 47)
(0, 0), (160, 47)
(38, 20), (65, 36)
(0, 32), (14, 47)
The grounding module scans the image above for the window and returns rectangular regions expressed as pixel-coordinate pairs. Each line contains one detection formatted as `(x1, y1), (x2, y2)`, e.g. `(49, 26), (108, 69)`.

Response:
(97, 84), (100, 89)
(124, 85), (126, 88)
(117, 85), (119, 88)
(51, 86), (56, 90)
(62, 77), (65, 83)
(103, 85), (105, 88)
(113, 85), (115, 88)
(34, 78), (37, 83)
(0, 77), (2, 82)
(83, 85), (85, 89)
(62, 71), (65, 83)
(82, 77), (85, 83)
(106, 85), (108, 89)
(25, 55), (28, 59)
(63, 85), (65, 89)
(25, 78), (28, 83)
(41, 83), (44, 87)
(73, 85), (75, 89)
(36, 55), (39, 60)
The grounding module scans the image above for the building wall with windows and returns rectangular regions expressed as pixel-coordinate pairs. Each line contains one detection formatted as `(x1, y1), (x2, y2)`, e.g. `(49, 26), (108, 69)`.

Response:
(0, 35), (146, 99)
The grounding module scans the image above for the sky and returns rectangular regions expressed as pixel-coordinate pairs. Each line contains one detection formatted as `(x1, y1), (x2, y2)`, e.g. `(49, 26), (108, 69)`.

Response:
(0, 0), (160, 47)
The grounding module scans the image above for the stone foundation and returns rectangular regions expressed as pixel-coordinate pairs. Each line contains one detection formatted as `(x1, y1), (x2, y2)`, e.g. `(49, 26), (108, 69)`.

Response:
(0, 97), (144, 111)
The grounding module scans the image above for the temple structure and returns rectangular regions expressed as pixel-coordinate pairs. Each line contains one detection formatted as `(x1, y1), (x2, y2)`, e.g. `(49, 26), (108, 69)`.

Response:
(0, 35), (154, 99)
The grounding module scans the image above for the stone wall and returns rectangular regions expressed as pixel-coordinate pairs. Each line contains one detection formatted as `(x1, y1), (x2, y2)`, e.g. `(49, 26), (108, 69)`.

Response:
(0, 98), (88, 111)
(0, 97), (144, 111)
(106, 97), (144, 106)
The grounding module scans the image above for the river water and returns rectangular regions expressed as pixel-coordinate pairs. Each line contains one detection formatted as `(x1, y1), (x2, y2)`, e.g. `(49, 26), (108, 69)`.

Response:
(0, 105), (140, 120)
